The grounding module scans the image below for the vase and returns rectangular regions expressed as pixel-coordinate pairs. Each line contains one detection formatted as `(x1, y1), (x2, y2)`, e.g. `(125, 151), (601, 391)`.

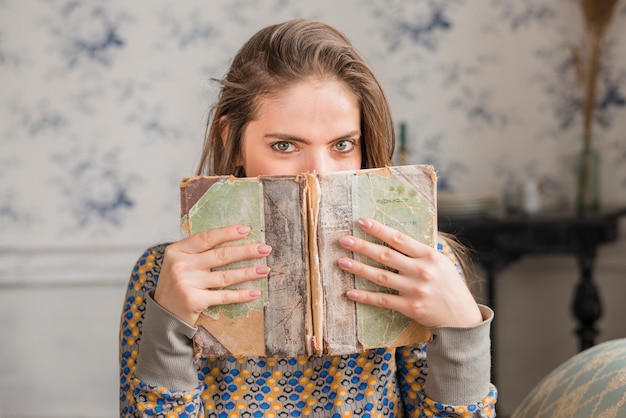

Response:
(575, 147), (600, 216)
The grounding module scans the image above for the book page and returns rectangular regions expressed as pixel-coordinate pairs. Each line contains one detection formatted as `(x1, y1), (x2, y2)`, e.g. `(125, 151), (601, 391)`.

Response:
(186, 177), (267, 315)
(316, 165), (434, 354)
(351, 166), (435, 349)
(184, 177), (268, 356)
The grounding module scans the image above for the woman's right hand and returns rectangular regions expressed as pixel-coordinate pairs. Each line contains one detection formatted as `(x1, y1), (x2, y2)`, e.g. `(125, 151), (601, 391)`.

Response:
(154, 224), (272, 326)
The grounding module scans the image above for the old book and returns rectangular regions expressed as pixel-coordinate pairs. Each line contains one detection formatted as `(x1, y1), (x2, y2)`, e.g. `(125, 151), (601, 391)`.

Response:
(180, 165), (437, 358)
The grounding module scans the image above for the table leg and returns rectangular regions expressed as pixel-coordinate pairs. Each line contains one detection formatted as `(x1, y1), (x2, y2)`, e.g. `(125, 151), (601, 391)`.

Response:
(572, 253), (602, 351)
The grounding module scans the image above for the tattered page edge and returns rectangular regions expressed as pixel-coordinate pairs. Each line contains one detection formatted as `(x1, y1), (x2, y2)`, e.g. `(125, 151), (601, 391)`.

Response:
(305, 172), (323, 356)
(180, 176), (228, 236)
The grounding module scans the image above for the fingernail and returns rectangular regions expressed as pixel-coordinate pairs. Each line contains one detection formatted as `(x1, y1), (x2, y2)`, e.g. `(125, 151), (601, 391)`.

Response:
(346, 290), (359, 300)
(249, 290), (261, 297)
(257, 244), (272, 254)
(237, 225), (251, 235)
(256, 265), (270, 275)
(339, 236), (355, 247)
(337, 258), (352, 269)
(358, 218), (373, 228)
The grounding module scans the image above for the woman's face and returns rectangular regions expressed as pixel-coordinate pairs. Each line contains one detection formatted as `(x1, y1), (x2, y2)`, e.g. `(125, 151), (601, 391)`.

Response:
(237, 78), (362, 177)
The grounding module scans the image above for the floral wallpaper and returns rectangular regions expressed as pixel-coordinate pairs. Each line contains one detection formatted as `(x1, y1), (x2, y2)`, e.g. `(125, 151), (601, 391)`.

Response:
(1, 0), (625, 251)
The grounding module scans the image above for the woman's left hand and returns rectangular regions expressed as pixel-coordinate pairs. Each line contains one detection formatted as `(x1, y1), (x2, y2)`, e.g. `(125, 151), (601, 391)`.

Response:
(337, 217), (483, 328)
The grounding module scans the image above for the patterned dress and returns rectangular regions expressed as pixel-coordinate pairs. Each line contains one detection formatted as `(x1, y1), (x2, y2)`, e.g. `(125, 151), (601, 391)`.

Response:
(119, 241), (497, 417)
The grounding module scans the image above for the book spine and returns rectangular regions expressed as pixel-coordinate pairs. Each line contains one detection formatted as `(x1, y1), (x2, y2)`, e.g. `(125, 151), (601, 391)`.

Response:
(305, 173), (323, 355)
(316, 172), (360, 355)
(261, 176), (311, 357)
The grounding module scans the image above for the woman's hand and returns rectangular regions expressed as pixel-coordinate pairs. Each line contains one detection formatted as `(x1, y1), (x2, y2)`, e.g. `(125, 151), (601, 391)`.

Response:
(337, 217), (482, 328)
(154, 225), (272, 326)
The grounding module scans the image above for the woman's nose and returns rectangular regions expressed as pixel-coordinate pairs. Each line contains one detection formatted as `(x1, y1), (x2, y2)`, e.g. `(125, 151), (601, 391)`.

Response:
(302, 152), (329, 174)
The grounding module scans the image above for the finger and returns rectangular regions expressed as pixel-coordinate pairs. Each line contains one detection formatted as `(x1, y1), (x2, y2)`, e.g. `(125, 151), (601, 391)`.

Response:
(179, 224), (253, 253)
(355, 217), (433, 258)
(190, 265), (270, 318)
(339, 234), (407, 273)
(201, 242), (272, 271)
(345, 287), (409, 316)
(205, 264), (271, 290)
(338, 257), (406, 294)
(198, 265), (270, 309)
(199, 287), (264, 309)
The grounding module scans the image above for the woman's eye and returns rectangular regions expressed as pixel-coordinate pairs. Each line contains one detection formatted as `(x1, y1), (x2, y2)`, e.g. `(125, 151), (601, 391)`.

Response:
(272, 142), (294, 152)
(335, 140), (355, 152)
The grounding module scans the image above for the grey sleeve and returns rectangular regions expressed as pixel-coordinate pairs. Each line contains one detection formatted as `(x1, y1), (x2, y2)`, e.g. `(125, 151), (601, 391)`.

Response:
(424, 304), (494, 405)
(135, 293), (200, 391)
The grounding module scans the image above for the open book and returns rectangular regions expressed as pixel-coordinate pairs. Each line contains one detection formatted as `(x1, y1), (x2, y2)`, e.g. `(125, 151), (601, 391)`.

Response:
(180, 165), (437, 358)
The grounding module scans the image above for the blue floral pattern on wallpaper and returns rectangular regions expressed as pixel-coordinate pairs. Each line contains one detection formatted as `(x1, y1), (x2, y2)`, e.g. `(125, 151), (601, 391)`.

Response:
(1, 0), (625, 248)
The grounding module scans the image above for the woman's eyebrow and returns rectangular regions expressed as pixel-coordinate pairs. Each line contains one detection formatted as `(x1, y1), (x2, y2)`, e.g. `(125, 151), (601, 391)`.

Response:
(264, 130), (361, 143)
(336, 130), (362, 141)
(263, 133), (309, 143)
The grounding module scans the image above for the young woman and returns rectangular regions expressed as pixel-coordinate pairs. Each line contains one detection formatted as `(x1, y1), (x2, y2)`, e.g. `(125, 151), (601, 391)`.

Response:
(120, 18), (497, 417)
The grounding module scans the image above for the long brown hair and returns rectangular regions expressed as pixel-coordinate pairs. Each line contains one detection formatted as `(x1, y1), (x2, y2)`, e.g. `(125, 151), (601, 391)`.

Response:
(196, 18), (395, 176)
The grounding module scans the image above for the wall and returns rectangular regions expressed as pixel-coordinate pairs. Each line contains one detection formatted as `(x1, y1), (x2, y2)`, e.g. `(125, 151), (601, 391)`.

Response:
(1, 0), (625, 416)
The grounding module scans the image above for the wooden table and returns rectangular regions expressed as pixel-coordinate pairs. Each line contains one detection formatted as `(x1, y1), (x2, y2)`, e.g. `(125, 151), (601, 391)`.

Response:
(438, 208), (626, 382)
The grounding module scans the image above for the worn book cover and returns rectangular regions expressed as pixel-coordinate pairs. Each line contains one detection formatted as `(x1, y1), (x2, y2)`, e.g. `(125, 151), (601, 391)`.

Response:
(180, 165), (437, 358)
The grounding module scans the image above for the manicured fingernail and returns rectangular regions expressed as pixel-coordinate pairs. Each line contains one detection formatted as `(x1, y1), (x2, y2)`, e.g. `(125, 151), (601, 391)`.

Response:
(346, 290), (359, 300)
(337, 258), (352, 269)
(249, 290), (261, 297)
(256, 266), (270, 275)
(339, 237), (355, 247)
(257, 244), (272, 254)
(237, 225), (251, 235)
(358, 218), (373, 228)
